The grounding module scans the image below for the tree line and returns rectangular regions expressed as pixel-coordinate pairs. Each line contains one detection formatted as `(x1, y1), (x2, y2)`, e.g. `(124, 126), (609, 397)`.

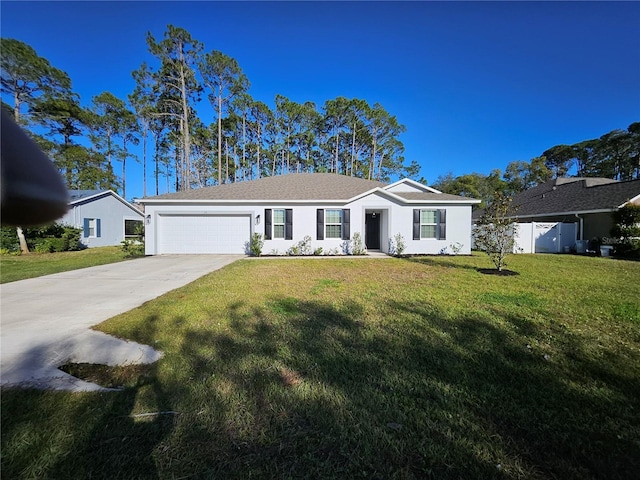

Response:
(1, 27), (418, 200)
(433, 122), (639, 207)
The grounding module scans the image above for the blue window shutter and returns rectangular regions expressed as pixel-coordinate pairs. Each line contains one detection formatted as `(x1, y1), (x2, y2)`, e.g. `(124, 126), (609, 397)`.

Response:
(285, 209), (293, 240)
(438, 209), (446, 240)
(317, 209), (324, 240)
(96, 219), (101, 238)
(342, 209), (350, 240)
(83, 218), (90, 238)
(413, 210), (420, 240)
(264, 209), (272, 240)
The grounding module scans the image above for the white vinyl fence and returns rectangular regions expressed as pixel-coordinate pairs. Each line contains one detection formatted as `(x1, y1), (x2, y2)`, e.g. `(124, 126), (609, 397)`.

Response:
(513, 222), (578, 254)
(473, 222), (578, 254)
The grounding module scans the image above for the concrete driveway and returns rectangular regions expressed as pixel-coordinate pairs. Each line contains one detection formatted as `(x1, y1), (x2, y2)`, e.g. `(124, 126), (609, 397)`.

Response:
(1, 255), (243, 391)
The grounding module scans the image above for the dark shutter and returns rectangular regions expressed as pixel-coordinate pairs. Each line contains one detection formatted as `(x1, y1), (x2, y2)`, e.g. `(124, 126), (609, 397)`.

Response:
(83, 218), (90, 238)
(96, 219), (101, 238)
(264, 209), (272, 240)
(285, 209), (293, 240)
(413, 209), (420, 240)
(342, 209), (350, 240)
(438, 209), (446, 240)
(316, 209), (324, 240)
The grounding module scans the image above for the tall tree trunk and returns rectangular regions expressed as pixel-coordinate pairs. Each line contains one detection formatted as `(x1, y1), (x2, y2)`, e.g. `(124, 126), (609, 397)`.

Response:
(122, 138), (128, 199)
(242, 113), (247, 181)
(13, 90), (20, 123)
(224, 138), (229, 183)
(175, 148), (180, 192)
(272, 151), (276, 176)
(217, 88), (223, 185)
(377, 152), (386, 181)
(16, 226), (29, 254)
(154, 138), (159, 196)
(142, 125), (148, 197)
(286, 129), (291, 172)
(334, 128), (339, 173)
(369, 132), (378, 180)
(179, 51), (191, 190)
(256, 123), (261, 179)
(351, 122), (356, 176)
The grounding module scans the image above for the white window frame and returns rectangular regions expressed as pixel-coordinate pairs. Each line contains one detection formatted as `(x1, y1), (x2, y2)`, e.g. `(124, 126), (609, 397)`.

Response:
(87, 218), (97, 238)
(420, 209), (437, 239)
(272, 209), (286, 239)
(325, 209), (342, 239)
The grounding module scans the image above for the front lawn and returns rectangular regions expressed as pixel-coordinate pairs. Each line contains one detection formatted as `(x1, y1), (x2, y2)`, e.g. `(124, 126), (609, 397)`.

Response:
(2, 254), (639, 479)
(0, 246), (132, 283)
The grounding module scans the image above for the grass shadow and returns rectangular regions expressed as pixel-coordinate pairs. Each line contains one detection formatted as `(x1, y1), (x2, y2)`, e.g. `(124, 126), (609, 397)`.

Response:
(3, 259), (639, 478)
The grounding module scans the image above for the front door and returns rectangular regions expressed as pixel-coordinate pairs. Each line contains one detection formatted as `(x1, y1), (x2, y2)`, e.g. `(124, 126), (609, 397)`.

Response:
(365, 213), (380, 249)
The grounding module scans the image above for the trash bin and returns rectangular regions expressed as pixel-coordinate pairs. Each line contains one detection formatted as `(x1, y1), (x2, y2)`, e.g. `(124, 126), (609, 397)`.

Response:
(600, 245), (613, 257)
(575, 240), (587, 253)
(563, 246), (570, 253)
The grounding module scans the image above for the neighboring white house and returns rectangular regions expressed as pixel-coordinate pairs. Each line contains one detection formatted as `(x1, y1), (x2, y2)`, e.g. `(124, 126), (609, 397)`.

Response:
(139, 173), (480, 255)
(59, 190), (144, 247)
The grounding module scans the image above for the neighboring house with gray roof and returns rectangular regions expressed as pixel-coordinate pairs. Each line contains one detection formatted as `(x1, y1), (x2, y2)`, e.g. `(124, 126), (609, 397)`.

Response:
(59, 190), (144, 248)
(139, 173), (481, 255)
(488, 177), (640, 242)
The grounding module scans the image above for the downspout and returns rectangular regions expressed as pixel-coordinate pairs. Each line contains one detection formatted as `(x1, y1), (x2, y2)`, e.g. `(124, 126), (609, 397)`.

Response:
(574, 213), (584, 241)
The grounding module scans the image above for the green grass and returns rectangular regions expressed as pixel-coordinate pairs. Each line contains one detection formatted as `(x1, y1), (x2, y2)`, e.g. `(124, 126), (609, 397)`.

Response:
(2, 254), (639, 479)
(0, 246), (131, 283)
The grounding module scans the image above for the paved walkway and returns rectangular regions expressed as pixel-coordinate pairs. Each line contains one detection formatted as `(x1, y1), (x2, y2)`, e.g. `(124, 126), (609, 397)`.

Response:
(1, 255), (243, 391)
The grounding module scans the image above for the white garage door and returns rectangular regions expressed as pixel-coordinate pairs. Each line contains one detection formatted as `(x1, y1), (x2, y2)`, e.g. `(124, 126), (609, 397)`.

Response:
(157, 214), (250, 254)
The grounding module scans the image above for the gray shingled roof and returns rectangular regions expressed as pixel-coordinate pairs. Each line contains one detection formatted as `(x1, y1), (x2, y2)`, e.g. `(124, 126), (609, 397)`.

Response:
(144, 173), (386, 201)
(511, 177), (640, 217)
(143, 173), (478, 203)
(68, 189), (105, 202)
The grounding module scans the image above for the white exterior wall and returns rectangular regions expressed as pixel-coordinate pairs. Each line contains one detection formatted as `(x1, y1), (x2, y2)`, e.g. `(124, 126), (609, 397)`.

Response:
(388, 202), (473, 255)
(144, 194), (474, 255)
(60, 194), (143, 247)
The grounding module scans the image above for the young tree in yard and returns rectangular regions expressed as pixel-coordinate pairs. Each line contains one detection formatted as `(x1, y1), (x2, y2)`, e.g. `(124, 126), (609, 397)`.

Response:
(473, 192), (518, 272)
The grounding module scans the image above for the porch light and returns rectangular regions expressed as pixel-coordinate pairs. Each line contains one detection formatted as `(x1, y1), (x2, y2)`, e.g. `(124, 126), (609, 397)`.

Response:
(372, 212), (376, 218)
(256, 214), (261, 225)
(146, 214), (151, 225)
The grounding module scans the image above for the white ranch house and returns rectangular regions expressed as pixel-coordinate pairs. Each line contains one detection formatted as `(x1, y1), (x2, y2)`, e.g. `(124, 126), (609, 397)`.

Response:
(139, 173), (480, 256)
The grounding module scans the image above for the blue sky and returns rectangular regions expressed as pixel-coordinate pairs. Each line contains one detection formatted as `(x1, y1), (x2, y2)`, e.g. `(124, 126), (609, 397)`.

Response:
(2, 1), (639, 200)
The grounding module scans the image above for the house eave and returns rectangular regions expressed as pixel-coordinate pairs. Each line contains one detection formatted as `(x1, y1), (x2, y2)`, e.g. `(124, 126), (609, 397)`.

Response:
(70, 190), (143, 216)
(139, 198), (355, 205)
(139, 194), (481, 206)
(621, 193), (640, 207)
(384, 178), (442, 194)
